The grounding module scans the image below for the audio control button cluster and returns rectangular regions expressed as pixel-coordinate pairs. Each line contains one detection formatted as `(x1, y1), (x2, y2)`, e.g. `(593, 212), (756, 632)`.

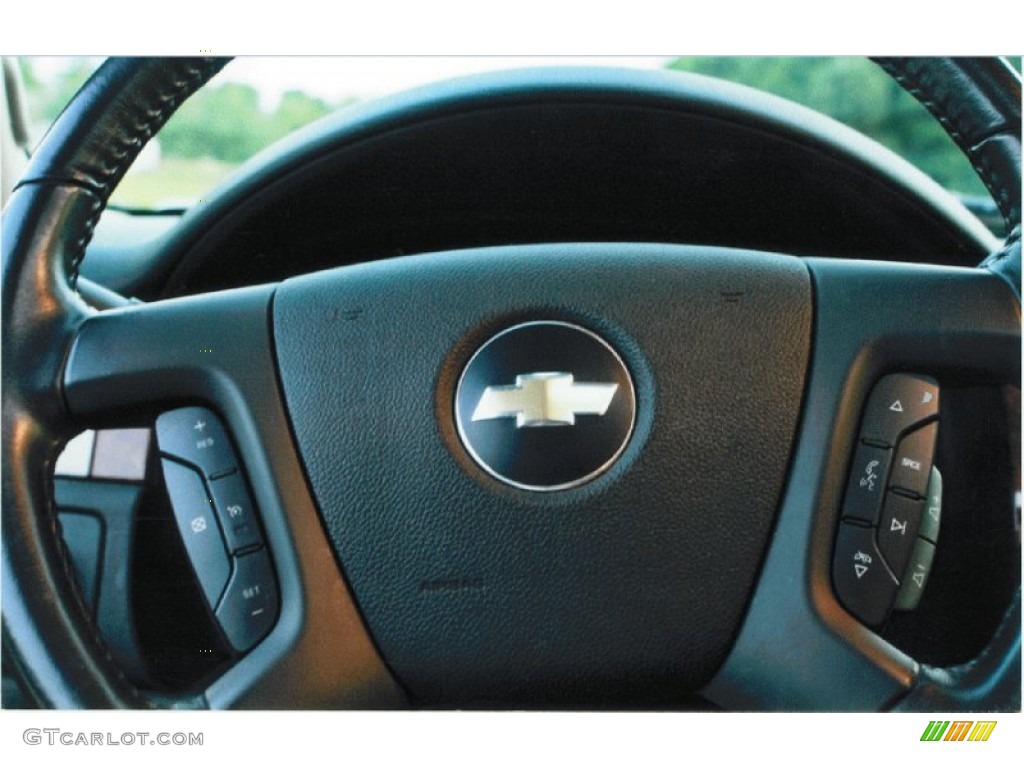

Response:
(832, 375), (942, 627)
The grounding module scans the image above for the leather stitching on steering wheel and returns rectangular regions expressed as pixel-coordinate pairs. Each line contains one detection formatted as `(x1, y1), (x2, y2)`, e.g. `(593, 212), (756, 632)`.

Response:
(64, 61), (222, 285)
(898, 587), (1022, 710)
(67, 59), (227, 286)
(984, 224), (1022, 265)
(15, 57), (228, 287)
(975, 140), (1023, 225)
(873, 58), (1022, 232)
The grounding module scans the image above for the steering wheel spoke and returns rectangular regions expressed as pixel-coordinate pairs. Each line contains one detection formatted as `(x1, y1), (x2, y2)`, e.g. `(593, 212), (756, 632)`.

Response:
(64, 286), (273, 417)
(60, 288), (406, 708)
(704, 257), (1020, 710)
(804, 258), (1021, 378)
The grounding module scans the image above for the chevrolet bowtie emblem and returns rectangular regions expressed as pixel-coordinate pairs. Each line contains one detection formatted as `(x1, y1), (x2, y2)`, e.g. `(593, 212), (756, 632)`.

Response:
(471, 372), (619, 427)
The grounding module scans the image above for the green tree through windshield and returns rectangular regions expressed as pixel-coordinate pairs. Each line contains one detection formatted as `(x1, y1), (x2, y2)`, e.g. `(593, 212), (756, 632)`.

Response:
(668, 56), (999, 199)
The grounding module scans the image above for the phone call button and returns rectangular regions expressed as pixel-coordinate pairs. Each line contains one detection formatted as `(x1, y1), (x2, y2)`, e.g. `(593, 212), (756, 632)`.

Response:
(842, 442), (892, 525)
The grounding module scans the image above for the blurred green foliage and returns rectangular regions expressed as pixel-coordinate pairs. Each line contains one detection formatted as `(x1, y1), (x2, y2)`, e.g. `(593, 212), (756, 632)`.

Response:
(19, 57), (98, 127)
(19, 58), (337, 165)
(668, 56), (992, 197)
(156, 83), (338, 164)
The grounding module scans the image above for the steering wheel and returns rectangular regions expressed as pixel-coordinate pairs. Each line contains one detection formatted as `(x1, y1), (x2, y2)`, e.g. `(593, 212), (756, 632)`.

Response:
(2, 57), (1020, 709)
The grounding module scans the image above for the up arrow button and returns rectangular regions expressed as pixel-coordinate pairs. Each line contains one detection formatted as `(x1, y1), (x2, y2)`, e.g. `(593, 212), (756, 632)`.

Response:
(861, 374), (939, 447)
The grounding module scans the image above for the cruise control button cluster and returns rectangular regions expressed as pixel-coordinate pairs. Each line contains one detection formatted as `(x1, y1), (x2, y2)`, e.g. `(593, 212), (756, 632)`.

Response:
(157, 406), (278, 653)
(894, 467), (942, 612)
(832, 374), (942, 626)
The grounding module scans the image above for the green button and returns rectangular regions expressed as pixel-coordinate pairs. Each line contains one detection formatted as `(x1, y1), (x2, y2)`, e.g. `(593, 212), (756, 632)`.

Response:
(919, 467), (942, 544)
(895, 537), (936, 612)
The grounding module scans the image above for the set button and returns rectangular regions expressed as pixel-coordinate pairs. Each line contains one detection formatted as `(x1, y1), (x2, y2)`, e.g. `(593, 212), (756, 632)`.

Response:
(215, 550), (278, 653)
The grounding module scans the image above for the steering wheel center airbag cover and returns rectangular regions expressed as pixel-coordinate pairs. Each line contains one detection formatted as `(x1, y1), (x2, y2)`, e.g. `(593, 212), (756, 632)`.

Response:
(272, 243), (812, 705)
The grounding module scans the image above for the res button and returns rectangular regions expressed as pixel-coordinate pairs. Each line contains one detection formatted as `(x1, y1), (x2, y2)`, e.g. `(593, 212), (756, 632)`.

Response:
(156, 406), (237, 479)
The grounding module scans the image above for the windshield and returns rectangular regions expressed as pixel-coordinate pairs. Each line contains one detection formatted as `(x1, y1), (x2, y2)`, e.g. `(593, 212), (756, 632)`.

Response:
(18, 56), (1020, 215)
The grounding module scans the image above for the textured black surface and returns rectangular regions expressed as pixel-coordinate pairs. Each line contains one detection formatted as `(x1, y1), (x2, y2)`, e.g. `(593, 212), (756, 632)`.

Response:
(273, 243), (811, 705)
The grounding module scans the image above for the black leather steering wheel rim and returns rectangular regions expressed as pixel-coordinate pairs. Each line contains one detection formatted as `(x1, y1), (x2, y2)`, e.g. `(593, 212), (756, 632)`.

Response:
(2, 58), (231, 708)
(873, 58), (1021, 294)
(2, 56), (1020, 709)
